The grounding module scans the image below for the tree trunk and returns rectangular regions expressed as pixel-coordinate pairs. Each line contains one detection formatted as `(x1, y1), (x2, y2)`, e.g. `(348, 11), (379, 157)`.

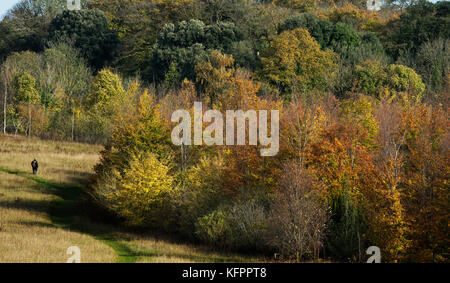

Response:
(3, 79), (7, 134)
(71, 109), (75, 142)
(28, 104), (31, 137)
(181, 144), (186, 173)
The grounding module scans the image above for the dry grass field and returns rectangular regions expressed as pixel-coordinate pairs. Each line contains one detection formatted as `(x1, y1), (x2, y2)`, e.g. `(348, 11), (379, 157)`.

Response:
(0, 135), (263, 263)
(0, 172), (117, 263)
(0, 135), (116, 263)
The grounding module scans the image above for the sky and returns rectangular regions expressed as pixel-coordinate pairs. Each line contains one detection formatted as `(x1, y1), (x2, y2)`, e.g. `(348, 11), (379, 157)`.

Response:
(0, 0), (21, 18)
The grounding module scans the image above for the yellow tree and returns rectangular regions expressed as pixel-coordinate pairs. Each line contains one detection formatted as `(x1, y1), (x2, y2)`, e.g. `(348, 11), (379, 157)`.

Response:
(83, 68), (127, 140)
(400, 104), (449, 262)
(325, 3), (385, 32)
(279, 97), (328, 169)
(195, 50), (234, 107)
(259, 28), (337, 98)
(107, 152), (176, 228)
(12, 72), (40, 137)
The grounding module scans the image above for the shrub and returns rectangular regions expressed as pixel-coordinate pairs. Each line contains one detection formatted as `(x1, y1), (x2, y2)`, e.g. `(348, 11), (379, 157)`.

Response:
(229, 199), (268, 252)
(179, 155), (228, 237)
(195, 199), (268, 252)
(196, 207), (234, 249)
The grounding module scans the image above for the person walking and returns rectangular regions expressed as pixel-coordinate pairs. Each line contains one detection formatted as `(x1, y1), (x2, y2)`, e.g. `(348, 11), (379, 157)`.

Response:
(31, 158), (39, 175)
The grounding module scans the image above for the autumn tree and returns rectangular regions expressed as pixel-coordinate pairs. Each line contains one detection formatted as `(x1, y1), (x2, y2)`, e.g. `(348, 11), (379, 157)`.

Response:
(93, 89), (172, 179)
(217, 70), (282, 197)
(400, 104), (449, 262)
(41, 41), (91, 140)
(90, 89), (174, 225)
(12, 72), (40, 136)
(354, 60), (426, 102)
(159, 79), (198, 174)
(259, 27), (337, 98)
(104, 152), (176, 228)
(325, 3), (384, 32)
(195, 50), (235, 106)
(273, 0), (317, 12)
(266, 161), (328, 261)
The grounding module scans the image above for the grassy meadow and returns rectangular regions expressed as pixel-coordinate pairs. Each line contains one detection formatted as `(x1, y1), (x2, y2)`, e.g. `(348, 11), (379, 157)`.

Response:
(0, 134), (264, 263)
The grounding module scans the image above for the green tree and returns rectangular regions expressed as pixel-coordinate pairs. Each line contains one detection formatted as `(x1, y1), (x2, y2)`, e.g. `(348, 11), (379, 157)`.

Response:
(354, 59), (387, 95)
(48, 9), (119, 70)
(12, 72), (40, 136)
(278, 13), (335, 48)
(386, 64), (426, 102)
(398, 38), (450, 101)
(0, 0), (69, 62)
(147, 19), (242, 84)
(41, 41), (91, 140)
(88, 0), (202, 76)
(278, 13), (364, 54)
(354, 60), (426, 102)
(326, 191), (366, 262)
(382, 0), (450, 59)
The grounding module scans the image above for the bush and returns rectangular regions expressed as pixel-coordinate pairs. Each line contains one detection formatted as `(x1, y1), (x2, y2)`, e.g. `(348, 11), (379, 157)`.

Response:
(229, 199), (268, 252)
(195, 199), (268, 252)
(196, 207), (234, 249)
(178, 154), (230, 237)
